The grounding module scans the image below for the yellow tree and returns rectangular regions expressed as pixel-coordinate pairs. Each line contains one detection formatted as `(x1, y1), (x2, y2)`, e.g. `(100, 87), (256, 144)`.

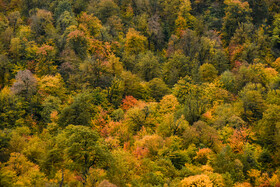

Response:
(181, 174), (213, 187)
(124, 28), (147, 56)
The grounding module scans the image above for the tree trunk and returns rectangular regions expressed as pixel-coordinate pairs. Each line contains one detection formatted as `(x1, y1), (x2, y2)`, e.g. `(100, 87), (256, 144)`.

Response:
(59, 169), (64, 187)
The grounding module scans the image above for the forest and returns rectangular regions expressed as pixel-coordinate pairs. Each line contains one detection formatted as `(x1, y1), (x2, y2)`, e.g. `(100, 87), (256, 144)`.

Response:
(0, 0), (280, 186)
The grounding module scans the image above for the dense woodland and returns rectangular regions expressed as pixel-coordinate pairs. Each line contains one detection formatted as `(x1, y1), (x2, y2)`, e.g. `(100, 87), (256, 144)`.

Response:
(1, 0), (280, 186)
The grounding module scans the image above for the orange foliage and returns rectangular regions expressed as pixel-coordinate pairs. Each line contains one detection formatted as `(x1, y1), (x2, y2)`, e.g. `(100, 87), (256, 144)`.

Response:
(133, 135), (164, 159)
(133, 146), (149, 159)
(101, 121), (130, 144)
(195, 148), (213, 164)
(88, 38), (112, 59)
(92, 107), (110, 135)
(234, 182), (252, 187)
(228, 126), (254, 153)
(36, 44), (55, 57)
(121, 96), (138, 111)
(67, 29), (86, 40)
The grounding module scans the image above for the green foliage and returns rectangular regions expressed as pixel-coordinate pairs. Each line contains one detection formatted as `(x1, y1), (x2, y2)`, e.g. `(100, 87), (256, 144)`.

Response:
(58, 89), (108, 127)
(222, 0), (252, 44)
(148, 78), (170, 102)
(199, 63), (218, 82)
(57, 125), (111, 185)
(135, 51), (161, 82)
(163, 51), (192, 86)
(272, 14), (280, 54)
(96, 0), (120, 23)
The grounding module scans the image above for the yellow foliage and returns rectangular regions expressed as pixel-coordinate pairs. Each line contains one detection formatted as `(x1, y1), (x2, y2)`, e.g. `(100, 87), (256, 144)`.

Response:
(5, 153), (46, 186)
(159, 94), (179, 114)
(134, 134), (164, 158)
(181, 174), (213, 187)
(124, 28), (147, 55)
(195, 148), (213, 164)
(38, 74), (66, 98)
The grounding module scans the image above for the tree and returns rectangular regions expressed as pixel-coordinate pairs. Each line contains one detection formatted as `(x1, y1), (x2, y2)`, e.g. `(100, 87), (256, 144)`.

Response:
(56, 11), (77, 34)
(38, 74), (66, 99)
(157, 113), (189, 137)
(147, 78), (170, 101)
(199, 63), (218, 82)
(58, 90), (108, 127)
(163, 51), (191, 86)
(35, 44), (57, 76)
(67, 29), (88, 60)
(134, 134), (164, 159)
(96, 0), (120, 23)
(7, 11), (22, 32)
(181, 174), (213, 187)
(124, 28), (148, 56)
(0, 55), (11, 89)
(57, 125), (111, 186)
(76, 56), (113, 89)
(239, 83), (266, 122)
(159, 0), (183, 38)
(11, 70), (37, 99)
(41, 96), (61, 123)
(20, 0), (51, 17)
(220, 71), (236, 93)
(121, 95), (138, 111)
(0, 87), (26, 129)
(272, 14), (280, 54)
(108, 149), (139, 186)
(3, 152), (46, 186)
(78, 12), (102, 37)
(222, 0), (252, 45)
(124, 103), (156, 133)
(191, 121), (220, 150)
(120, 71), (149, 100)
(135, 51), (161, 82)
(30, 9), (55, 41)
(147, 14), (164, 50)
(173, 77), (208, 124)
(247, 0), (269, 25)
(212, 146), (245, 183)
(258, 105), (280, 150)
(54, 0), (73, 21)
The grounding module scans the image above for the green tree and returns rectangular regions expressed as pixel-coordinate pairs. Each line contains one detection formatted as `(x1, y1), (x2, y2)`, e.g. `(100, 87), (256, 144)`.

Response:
(30, 9), (55, 41)
(212, 146), (245, 183)
(147, 78), (170, 101)
(56, 11), (77, 34)
(272, 14), (280, 54)
(120, 71), (149, 100)
(222, 0), (252, 45)
(220, 70), (236, 93)
(239, 83), (266, 122)
(54, 0), (73, 21)
(0, 55), (11, 89)
(96, 0), (120, 23)
(58, 89), (108, 127)
(163, 51), (191, 86)
(258, 105), (280, 150)
(135, 51), (161, 81)
(108, 78), (124, 108)
(57, 125), (111, 186)
(199, 63), (218, 82)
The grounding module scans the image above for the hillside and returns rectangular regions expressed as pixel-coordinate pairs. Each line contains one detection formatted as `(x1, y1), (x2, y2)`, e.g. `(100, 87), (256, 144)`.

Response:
(1, 0), (280, 186)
